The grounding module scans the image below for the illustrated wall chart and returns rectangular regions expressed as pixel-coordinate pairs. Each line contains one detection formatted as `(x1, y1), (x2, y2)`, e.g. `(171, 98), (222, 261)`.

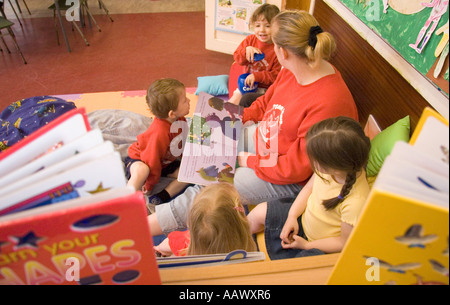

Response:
(340, 0), (449, 95)
(215, 0), (266, 35)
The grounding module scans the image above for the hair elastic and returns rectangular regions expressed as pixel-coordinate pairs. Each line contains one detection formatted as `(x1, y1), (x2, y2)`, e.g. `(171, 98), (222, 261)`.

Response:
(308, 25), (323, 48)
(234, 206), (245, 213)
(338, 194), (344, 200)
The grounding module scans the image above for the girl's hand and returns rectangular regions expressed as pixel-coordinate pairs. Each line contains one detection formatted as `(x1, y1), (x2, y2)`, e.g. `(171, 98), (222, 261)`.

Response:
(141, 186), (150, 196)
(281, 235), (309, 250)
(245, 46), (262, 63)
(153, 238), (173, 257)
(280, 216), (299, 244)
(245, 74), (256, 88)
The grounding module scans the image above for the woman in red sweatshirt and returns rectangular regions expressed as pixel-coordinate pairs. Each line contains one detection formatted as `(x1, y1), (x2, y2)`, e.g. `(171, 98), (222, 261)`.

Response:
(234, 10), (359, 205)
(148, 10), (359, 237)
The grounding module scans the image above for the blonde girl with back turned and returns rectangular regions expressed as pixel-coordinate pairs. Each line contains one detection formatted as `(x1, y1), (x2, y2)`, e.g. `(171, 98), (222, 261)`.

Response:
(247, 117), (371, 260)
(154, 183), (256, 256)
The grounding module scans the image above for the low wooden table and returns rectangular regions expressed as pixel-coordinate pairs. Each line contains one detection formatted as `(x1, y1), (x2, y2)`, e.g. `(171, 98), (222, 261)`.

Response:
(160, 253), (339, 285)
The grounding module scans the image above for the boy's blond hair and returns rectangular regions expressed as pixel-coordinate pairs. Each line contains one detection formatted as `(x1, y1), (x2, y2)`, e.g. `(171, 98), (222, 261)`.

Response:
(187, 183), (257, 255)
(146, 78), (185, 119)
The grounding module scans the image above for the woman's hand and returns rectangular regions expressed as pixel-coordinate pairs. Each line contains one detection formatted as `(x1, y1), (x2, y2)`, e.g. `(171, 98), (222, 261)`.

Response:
(237, 152), (256, 167)
(245, 46), (262, 63)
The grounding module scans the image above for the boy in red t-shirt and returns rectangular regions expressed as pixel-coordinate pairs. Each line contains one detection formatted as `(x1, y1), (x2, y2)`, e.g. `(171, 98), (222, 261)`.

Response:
(228, 4), (281, 107)
(125, 78), (190, 209)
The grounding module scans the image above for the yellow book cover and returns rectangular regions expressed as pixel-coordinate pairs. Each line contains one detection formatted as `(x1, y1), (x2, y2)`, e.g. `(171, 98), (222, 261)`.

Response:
(327, 189), (449, 285)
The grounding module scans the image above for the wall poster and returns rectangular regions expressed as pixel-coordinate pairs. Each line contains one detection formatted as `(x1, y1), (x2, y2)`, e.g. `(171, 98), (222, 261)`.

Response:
(338, 0), (449, 95)
(215, 0), (266, 35)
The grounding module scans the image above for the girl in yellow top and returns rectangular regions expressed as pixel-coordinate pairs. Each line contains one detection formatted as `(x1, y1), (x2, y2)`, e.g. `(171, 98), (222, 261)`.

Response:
(247, 116), (371, 259)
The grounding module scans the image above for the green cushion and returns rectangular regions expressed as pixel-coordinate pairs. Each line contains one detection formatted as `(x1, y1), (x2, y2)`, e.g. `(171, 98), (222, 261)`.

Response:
(366, 116), (410, 177)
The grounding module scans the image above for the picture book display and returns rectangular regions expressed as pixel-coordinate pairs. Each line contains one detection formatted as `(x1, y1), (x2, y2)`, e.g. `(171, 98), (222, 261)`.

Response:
(0, 108), (161, 285)
(0, 188), (161, 285)
(178, 92), (244, 186)
(328, 107), (449, 285)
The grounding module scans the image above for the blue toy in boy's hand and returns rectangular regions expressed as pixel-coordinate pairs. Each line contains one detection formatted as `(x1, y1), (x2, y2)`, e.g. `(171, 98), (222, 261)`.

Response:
(253, 52), (265, 62)
(238, 73), (259, 94)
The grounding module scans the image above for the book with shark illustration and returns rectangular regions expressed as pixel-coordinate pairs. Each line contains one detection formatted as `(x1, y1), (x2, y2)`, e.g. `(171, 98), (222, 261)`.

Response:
(328, 108), (449, 285)
(178, 92), (244, 186)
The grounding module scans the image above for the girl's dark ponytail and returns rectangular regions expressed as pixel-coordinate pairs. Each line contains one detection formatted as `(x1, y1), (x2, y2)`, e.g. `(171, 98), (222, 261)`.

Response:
(306, 116), (371, 211)
(322, 171), (357, 211)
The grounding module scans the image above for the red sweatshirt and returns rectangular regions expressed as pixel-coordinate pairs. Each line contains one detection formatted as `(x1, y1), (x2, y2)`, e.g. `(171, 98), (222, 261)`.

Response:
(128, 117), (187, 192)
(229, 34), (282, 96)
(243, 67), (358, 186)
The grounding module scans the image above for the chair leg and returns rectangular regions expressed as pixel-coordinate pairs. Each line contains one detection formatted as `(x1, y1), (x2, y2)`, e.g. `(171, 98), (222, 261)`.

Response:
(83, 4), (101, 32)
(71, 21), (90, 46)
(53, 10), (60, 46)
(0, 33), (11, 53)
(14, 0), (21, 13)
(97, 0), (113, 22)
(6, 26), (27, 64)
(21, 0), (31, 15)
(7, 0), (22, 26)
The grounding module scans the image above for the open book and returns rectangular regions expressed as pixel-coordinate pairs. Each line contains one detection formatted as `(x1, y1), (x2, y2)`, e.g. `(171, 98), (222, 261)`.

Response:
(178, 92), (244, 185)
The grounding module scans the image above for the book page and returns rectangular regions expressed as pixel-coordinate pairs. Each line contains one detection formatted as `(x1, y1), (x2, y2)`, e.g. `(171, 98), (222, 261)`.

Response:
(0, 141), (115, 198)
(412, 116), (449, 165)
(390, 141), (449, 178)
(0, 110), (89, 174)
(374, 155), (449, 208)
(0, 152), (127, 216)
(0, 129), (104, 189)
(178, 93), (244, 185)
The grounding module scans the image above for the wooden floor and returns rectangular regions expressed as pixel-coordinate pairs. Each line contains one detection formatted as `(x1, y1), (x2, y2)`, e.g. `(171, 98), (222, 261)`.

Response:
(0, 0), (232, 111)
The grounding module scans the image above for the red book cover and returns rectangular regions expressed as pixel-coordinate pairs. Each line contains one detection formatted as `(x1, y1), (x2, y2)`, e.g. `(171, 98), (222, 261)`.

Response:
(0, 190), (161, 285)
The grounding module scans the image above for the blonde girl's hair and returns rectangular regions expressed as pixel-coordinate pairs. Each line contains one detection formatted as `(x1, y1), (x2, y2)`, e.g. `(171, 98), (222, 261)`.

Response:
(250, 4), (280, 27)
(272, 10), (336, 66)
(146, 78), (185, 119)
(306, 116), (371, 211)
(187, 183), (257, 255)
